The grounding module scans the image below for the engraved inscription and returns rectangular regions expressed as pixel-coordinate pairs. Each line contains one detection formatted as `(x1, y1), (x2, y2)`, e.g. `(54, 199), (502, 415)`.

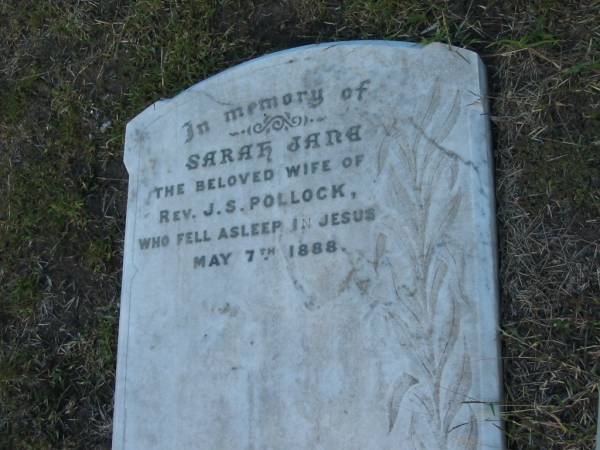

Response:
(139, 79), (373, 275)
(224, 89), (324, 123)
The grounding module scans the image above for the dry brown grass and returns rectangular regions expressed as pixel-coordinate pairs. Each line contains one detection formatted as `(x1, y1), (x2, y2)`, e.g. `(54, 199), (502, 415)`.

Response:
(0, 1), (598, 448)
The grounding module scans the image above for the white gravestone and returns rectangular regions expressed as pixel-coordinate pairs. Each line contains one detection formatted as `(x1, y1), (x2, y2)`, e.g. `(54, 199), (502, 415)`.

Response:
(113, 41), (504, 450)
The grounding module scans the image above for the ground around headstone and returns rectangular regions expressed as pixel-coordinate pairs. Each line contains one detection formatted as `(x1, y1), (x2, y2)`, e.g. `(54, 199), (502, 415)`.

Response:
(1, 3), (598, 450)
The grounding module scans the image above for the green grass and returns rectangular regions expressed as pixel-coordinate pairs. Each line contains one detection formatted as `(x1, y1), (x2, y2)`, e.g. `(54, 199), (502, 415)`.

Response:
(1, 1), (599, 448)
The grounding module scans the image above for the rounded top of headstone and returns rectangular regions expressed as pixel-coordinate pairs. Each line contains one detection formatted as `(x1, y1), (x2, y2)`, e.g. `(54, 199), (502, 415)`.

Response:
(126, 40), (485, 132)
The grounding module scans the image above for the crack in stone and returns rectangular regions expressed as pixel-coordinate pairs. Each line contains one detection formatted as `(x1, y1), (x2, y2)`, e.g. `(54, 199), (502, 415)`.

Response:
(201, 91), (232, 106)
(408, 118), (480, 175)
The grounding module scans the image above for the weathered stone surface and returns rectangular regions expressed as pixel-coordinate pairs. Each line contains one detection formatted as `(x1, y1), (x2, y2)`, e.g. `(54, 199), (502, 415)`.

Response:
(113, 41), (504, 449)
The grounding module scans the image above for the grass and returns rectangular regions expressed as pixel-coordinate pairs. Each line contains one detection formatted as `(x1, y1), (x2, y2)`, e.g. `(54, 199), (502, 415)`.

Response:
(1, 1), (599, 448)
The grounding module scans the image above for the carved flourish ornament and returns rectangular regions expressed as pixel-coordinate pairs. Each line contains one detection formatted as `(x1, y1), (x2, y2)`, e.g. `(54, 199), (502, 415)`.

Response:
(229, 112), (326, 137)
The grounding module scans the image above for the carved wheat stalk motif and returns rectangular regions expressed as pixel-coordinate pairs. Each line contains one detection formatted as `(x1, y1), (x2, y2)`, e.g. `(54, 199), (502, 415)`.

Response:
(376, 81), (478, 449)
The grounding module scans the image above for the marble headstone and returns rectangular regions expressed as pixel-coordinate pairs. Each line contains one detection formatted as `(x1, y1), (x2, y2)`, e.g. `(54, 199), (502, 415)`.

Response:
(113, 41), (504, 449)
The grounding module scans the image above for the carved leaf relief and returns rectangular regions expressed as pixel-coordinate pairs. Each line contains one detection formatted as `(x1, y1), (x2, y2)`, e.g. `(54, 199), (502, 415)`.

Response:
(374, 82), (479, 449)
